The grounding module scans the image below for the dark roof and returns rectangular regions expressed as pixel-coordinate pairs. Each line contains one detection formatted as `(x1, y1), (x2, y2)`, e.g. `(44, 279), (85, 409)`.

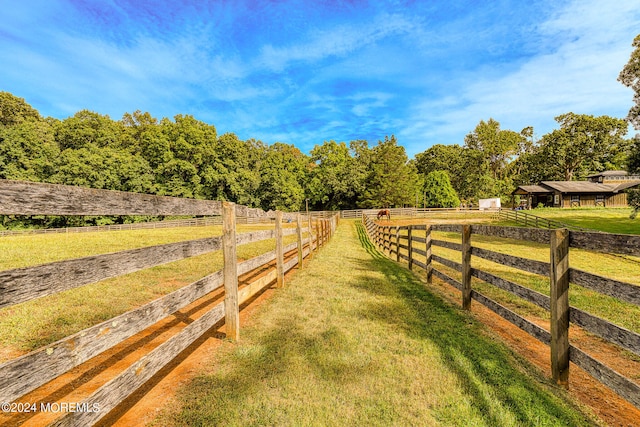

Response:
(540, 181), (616, 193)
(513, 185), (552, 195)
(612, 180), (640, 191)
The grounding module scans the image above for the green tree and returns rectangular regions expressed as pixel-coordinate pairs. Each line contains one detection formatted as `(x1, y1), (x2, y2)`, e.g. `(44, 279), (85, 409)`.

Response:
(360, 135), (419, 208)
(257, 143), (309, 211)
(0, 92), (41, 126)
(415, 144), (469, 198)
(538, 113), (628, 181)
(618, 34), (640, 130)
(55, 110), (123, 150)
(51, 145), (154, 193)
(307, 140), (363, 210)
(154, 114), (218, 198)
(464, 118), (523, 181)
(201, 132), (261, 206)
(0, 119), (58, 181)
(423, 171), (460, 208)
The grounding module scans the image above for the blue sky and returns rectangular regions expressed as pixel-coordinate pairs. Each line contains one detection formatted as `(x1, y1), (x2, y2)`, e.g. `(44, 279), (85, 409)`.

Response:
(1, 0), (639, 157)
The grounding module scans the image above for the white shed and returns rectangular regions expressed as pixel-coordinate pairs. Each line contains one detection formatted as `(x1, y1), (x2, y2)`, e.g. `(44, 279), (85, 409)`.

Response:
(478, 198), (501, 210)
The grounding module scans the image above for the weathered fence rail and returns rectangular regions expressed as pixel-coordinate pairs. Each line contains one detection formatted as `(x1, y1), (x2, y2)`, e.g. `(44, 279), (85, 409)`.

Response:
(0, 179), (339, 426)
(341, 207), (493, 219)
(496, 209), (588, 231)
(0, 216), (275, 237)
(362, 214), (640, 409)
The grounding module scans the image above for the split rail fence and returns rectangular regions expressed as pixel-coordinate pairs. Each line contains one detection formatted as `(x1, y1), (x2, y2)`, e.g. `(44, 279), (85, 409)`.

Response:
(0, 179), (339, 426)
(362, 214), (640, 409)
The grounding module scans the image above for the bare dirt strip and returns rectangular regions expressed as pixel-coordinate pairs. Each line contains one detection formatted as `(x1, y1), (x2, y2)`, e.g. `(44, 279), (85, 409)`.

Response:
(426, 266), (640, 427)
(0, 249), (303, 427)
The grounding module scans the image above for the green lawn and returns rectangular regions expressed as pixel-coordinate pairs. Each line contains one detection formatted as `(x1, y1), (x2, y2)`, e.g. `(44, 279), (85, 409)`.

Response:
(0, 224), (298, 359)
(511, 207), (640, 234)
(155, 221), (598, 427)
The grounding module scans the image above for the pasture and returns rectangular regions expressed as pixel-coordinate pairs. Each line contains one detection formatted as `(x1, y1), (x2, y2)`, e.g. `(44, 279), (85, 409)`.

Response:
(363, 208), (640, 425)
(154, 221), (597, 427)
(0, 223), (298, 360)
(507, 207), (640, 234)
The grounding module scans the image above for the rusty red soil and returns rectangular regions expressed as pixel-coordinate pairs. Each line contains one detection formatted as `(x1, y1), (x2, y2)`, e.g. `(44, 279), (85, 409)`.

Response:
(0, 250), (302, 427)
(429, 278), (640, 427)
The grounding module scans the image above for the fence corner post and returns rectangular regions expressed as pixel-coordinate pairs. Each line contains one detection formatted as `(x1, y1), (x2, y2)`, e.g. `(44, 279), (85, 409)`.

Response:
(462, 224), (472, 310)
(276, 211), (284, 288)
(222, 201), (239, 341)
(550, 228), (570, 389)
(296, 213), (303, 269)
(426, 225), (432, 283)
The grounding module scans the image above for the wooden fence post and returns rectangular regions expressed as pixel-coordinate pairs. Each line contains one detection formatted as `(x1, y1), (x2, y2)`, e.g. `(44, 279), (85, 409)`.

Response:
(308, 214), (314, 257)
(550, 228), (570, 388)
(426, 225), (432, 283)
(314, 220), (319, 252)
(408, 226), (413, 270)
(296, 213), (303, 269)
(276, 211), (284, 288)
(462, 224), (472, 310)
(222, 202), (239, 341)
(395, 227), (401, 262)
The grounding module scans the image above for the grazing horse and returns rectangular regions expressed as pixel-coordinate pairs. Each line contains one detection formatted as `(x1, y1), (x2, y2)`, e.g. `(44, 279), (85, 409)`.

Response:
(377, 209), (390, 221)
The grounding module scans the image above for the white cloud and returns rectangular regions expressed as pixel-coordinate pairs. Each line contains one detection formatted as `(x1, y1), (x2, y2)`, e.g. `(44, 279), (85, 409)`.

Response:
(256, 13), (415, 72)
(402, 0), (640, 155)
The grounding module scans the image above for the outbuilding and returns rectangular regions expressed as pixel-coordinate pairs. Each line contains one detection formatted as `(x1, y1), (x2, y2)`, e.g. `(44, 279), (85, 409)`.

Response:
(512, 171), (640, 208)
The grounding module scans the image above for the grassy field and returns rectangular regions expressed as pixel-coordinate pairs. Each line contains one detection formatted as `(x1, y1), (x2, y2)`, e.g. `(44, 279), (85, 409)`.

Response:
(383, 208), (640, 338)
(506, 207), (640, 234)
(0, 224), (298, 360)
(154, 221), (597, 426)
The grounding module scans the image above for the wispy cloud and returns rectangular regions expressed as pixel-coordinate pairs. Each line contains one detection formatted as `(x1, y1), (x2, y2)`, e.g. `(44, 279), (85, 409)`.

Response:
(399, 0), (640, 155)
(1, 0), (638, 157)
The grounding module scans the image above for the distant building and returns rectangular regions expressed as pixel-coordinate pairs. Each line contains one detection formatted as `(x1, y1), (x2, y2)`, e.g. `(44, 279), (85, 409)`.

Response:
(512, 171), (640, 208)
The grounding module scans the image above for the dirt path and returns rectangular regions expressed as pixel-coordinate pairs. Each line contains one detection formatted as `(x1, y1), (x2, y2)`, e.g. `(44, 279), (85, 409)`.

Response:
(0, 250), (303, 427)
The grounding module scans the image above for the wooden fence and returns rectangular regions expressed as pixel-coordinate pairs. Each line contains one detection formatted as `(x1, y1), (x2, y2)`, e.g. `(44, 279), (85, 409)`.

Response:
(362, 214), (640, 409)
(0, 179), (339, 426)
(0, 216), (275, 237)
(496, 209), (588, 231)
(340, 207), (491, 219)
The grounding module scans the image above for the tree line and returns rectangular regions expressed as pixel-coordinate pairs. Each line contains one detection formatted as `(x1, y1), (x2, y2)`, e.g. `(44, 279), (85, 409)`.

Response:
(2, 34), (640, 228)
(0, 94), (420, 228)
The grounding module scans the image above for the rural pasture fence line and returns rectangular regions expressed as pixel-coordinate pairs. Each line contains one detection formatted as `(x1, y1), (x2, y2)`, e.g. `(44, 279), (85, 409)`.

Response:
(340, 207), (495, 219)
(0, 215), (274, 237)
(0, 179), (339, 426)
(362, 214), (640, 410)
(0, 206), (499, 237)
(496, 209), (588, 231)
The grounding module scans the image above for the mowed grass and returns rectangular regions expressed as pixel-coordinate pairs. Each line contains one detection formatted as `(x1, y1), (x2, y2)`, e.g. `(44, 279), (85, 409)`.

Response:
(155, 221), (597, 427)
(394, 228), (640, 337)
(0, 224), (298, 360)
(504, 207), (640, 235)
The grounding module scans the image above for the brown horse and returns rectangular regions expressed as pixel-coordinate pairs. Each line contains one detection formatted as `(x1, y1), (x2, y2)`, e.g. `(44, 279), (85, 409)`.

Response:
(377, 209), (390, 221)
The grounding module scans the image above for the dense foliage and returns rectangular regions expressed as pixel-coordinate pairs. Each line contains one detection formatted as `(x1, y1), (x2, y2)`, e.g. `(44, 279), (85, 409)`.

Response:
(2, 32), (640, 226)
(422, 171), (460, 208)
(0, 92), (422, 228)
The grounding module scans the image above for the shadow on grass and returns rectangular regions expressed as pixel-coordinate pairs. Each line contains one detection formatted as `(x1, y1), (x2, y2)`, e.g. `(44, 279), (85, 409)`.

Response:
(353, 222), (596, 427)
(160, 223), (595, 427)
